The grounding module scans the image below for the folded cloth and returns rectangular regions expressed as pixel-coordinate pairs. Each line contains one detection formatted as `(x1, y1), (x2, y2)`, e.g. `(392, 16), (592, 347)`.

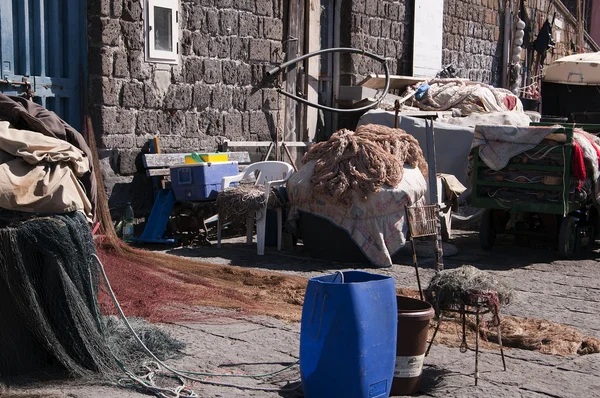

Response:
(502, 95), (517, 110)
(0, 93), (97, 219)
(471, 125), (560, 170)
(438, 173), (467, 211)
(0, 121), (92, 218)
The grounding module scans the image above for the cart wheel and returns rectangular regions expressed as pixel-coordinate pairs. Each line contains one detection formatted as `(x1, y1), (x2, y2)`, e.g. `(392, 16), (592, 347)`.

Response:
(558, 216), (577, 258)
(480, 209), (496, 250)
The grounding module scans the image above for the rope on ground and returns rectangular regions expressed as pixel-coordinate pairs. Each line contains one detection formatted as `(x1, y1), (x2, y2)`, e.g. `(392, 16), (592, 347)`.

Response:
(303, 124), (428, 205)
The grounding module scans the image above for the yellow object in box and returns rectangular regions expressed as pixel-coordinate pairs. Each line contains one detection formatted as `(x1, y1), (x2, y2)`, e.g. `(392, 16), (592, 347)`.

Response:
(184, 152), (229, 164)
(200, 152), (229, 162)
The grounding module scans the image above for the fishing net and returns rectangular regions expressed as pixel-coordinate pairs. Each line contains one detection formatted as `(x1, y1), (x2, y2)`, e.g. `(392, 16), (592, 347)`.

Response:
(103, 316), (184, 368)
(0, 211), (189, 382)
(399, 287), (600, 356)
(95, 241), (306, 324)
(0, 211), (116, 379)
(425, 265), (513, 325)
(303, 124), (428, 205)
(84, 116), (305, 326)
(216, 184), (285, 225)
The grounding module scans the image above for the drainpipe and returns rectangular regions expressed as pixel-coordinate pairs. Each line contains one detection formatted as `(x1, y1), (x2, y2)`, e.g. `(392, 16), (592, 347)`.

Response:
(332, 0), (341, 130)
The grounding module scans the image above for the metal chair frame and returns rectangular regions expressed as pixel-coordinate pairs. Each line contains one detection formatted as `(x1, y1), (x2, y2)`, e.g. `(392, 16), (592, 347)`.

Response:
(425, 300), (507, 386)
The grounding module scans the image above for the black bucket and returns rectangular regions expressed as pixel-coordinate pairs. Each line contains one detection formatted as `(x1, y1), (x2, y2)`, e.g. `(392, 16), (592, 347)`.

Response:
(390, 296), (435, 396)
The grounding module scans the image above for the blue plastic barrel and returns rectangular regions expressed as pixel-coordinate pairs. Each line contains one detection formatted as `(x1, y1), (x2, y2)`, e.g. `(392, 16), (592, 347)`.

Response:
(300, 271), (397, 398)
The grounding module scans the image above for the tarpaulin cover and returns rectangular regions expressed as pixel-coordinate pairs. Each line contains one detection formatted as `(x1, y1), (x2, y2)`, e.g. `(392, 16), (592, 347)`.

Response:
(0, 121), (92, 218)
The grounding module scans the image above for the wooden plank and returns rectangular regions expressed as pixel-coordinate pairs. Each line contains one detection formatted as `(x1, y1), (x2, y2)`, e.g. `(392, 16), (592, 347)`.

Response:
(284, 0), (299, 144)
(48, 0), (63, 78)
(16, 0), (31, 76)
(0, 1), (16, 81)
(338, 86), (405, 104)
(143, 151), (252, 169)
(227, 152), (251, 163)
(338, 86), (379, 101)
(152, 136), (161, 154)
(221, 141), (311, 148)
(32, 0), (45, 76)
(357, 74), (430, 90)
(425, 119), (438, 205)
(146, 162), (252, 177)
(305, 0), (320, 142)
(143, 153), (187, 168)
(146, 168), (172, 177)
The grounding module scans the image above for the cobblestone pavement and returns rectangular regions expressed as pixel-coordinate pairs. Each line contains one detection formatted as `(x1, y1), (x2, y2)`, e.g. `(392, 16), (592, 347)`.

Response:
(3, 230), (600, 397)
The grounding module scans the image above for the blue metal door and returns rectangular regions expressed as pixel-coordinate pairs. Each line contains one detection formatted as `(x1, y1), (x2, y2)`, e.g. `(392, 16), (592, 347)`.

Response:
(0, 0), (87, 130)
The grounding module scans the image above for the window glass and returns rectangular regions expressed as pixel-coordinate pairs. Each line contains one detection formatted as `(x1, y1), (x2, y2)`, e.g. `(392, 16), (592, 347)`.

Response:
(154, 6), (172, 52)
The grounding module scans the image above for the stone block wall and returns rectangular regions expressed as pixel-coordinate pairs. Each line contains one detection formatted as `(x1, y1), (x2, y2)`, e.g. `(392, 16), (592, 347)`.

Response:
(87, 0), (285, 179)
(443, 0), (505, 85)
(343, 0), (504, 86)
(340, 0), (414, 85)
(343, 0), (596, 89)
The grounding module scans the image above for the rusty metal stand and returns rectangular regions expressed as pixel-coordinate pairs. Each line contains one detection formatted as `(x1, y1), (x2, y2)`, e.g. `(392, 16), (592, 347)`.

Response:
(405, 204), (444, 300)
(426, 301), (507, 385)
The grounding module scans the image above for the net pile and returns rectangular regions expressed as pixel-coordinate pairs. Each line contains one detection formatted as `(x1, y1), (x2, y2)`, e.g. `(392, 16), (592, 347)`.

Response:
(0, 212), (116, 379)
(103, 316), (184, 367)
(216, 184), (285, 225)
(425, 265), (513, 323)
(303, 124), (428, 205)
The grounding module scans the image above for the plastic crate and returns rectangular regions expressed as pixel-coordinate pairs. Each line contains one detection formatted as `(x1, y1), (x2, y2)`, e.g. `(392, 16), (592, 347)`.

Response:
(170, 161), (238, 201)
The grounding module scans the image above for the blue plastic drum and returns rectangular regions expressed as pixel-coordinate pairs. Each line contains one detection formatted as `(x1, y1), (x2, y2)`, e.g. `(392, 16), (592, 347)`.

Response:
(300, 271), (397, 398)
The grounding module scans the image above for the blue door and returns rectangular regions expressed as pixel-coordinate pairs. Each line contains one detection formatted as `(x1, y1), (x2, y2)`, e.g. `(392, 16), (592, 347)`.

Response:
(0, 0), (87, 131)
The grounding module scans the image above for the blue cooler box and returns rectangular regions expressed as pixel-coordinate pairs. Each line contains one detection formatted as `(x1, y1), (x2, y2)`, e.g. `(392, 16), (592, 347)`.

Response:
(170, 161), (239, 201)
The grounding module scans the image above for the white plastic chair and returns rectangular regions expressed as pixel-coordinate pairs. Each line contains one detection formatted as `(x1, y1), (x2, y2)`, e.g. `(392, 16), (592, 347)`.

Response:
(217, 161), (294, 255)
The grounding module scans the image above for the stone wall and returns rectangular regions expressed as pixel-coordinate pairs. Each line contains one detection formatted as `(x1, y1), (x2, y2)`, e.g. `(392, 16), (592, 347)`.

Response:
(343, 0), (596, 88)
(340, 0), (414, 85)
(443, 0), (505, 85)
(87, 0), (285, 211)
(341, 0), (501, 85)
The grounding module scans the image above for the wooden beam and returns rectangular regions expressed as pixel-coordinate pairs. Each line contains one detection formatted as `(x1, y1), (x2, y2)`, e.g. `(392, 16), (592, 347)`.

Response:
(357, 74), (432, 90)
(222, 141), (311, 148)
(143, 151), (252, 168)
(284, 0), (300, 144)
(305, 0), (321, 142)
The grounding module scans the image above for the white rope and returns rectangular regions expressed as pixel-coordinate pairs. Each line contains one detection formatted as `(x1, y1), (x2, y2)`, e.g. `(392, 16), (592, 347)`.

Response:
(524, 145), (560, 160)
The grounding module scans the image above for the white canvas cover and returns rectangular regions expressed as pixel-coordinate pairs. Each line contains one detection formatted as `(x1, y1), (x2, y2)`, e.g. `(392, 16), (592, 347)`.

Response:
(544, 52), (600, 85)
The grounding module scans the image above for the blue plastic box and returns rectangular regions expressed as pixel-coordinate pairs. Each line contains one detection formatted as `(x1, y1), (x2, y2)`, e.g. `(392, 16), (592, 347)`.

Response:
(170, 161), (239, 201)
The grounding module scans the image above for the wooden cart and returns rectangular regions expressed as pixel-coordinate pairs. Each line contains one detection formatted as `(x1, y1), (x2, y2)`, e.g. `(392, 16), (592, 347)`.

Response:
(471, 125), (598, 258)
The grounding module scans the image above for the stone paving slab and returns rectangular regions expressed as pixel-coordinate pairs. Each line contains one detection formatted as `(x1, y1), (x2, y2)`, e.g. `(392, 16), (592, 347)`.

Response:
(3, 230), (600, 397)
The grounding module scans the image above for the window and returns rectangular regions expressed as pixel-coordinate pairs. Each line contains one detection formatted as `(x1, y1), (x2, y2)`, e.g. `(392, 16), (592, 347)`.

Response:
(146, 0), (179, 64)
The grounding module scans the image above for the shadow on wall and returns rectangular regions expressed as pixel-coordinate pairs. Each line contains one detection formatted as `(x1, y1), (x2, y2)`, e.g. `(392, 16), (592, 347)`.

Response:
(108, 173), (155, 221)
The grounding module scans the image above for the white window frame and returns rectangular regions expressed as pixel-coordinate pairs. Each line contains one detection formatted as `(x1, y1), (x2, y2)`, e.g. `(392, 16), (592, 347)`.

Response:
(145, 0), (179, 64)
